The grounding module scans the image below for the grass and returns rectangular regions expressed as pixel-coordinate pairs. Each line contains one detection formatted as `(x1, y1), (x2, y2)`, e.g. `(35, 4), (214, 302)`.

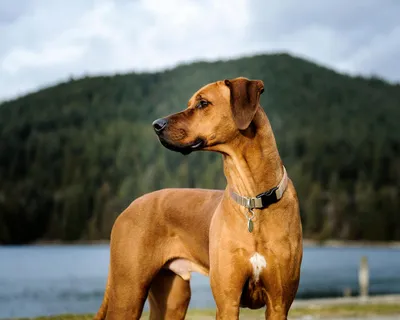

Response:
(13, 303), (400, 319)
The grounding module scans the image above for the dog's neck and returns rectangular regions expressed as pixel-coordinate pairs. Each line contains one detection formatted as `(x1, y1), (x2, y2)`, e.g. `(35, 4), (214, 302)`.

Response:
(221, 107), (283, 198)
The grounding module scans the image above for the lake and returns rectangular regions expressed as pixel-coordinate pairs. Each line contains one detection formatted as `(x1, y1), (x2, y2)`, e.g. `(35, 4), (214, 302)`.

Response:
(0, 245), (399, 318)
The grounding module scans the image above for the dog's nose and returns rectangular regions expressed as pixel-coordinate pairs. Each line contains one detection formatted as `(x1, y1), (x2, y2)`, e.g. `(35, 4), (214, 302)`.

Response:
(152, 118), (168, 133)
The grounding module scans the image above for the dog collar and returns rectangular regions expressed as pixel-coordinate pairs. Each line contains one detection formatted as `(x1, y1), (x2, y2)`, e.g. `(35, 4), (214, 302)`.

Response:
(229, 166), (288, 210)
(230, 166), (288, 232)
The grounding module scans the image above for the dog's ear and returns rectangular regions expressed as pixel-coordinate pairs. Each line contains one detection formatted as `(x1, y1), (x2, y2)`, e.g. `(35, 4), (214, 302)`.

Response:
(224, 78), (264, 130)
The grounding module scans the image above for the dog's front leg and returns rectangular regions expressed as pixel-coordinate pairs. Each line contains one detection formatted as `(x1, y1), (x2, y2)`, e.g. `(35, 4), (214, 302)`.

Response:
(261, 240), (302, 320)
(209, 262), (247, 320)
(209, 234), (250, 319)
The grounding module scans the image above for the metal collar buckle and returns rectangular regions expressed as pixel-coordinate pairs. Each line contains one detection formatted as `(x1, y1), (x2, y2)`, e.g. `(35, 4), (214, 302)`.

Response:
(245, 197), (255, 208)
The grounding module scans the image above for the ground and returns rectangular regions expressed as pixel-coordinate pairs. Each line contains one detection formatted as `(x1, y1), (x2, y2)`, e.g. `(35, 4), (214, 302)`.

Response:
(12, 295), (400, 320)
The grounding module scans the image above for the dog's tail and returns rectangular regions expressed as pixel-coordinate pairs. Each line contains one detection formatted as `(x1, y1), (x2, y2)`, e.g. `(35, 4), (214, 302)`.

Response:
(93, 264), (111, 320)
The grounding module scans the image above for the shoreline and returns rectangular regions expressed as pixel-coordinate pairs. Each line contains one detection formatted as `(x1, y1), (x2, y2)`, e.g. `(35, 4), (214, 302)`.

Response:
(4, 238), (399, 247)
(302, 239), (400, 248)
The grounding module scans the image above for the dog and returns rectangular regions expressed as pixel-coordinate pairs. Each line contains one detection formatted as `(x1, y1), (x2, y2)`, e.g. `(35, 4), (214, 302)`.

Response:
(94, 77), (303, 320)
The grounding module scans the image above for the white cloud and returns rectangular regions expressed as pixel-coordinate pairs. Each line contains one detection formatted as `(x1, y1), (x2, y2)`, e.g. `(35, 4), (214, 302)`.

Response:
(2, 45), (85, 74)
(0, 0), (399, 101)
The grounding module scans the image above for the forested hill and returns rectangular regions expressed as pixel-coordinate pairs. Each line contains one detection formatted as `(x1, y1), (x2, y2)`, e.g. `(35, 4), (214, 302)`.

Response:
(1, 53), (399, 244)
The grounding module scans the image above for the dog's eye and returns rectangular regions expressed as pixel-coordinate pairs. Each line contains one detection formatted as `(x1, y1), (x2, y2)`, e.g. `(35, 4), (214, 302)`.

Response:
(196, 100), (209, 109)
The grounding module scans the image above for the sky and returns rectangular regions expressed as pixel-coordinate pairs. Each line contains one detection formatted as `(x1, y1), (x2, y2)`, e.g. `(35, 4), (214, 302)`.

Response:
(1, 0), (400, 101)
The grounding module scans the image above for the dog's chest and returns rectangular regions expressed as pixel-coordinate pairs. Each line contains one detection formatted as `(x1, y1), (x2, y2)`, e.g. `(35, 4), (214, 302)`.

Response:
(239, 252), (268, 309)
(249, 252), (267, 282)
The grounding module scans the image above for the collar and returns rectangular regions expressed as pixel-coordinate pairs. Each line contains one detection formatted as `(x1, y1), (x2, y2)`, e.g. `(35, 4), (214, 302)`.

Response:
(229, 166), (288, 209)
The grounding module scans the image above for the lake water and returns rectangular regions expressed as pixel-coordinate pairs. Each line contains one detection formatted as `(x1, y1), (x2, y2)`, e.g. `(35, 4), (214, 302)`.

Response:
(0, 245), (399, 319)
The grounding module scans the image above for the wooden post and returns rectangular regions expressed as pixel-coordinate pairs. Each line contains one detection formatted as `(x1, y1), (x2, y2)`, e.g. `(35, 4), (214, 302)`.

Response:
(358, 256), (369, 299)
(343, 287), (352, 297)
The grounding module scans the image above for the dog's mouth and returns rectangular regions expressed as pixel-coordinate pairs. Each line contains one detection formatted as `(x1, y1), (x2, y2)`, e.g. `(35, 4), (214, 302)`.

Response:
(158, 137), (205, 155)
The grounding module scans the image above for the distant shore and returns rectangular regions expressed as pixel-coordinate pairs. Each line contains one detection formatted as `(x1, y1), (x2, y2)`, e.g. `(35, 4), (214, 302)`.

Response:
(3, 238), (398, 247)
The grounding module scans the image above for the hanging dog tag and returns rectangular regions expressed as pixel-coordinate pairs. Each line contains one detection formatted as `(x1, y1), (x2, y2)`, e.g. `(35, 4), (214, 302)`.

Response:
(247, 219), (254, 232)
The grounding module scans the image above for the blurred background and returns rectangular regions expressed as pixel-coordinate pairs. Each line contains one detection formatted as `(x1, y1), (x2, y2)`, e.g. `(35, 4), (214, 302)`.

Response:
(0, 0), (399, 318)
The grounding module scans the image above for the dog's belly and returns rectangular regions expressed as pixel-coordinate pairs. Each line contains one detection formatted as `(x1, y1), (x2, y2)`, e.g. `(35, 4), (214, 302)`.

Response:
(164, 258), (208, 280)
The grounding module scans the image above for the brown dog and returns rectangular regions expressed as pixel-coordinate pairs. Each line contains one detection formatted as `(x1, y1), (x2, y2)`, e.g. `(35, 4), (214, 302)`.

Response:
(94, 77), (303, 320)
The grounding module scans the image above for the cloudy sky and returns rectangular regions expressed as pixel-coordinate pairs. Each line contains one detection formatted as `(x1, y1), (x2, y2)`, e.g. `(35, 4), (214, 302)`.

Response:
(1, 0), (399, 101)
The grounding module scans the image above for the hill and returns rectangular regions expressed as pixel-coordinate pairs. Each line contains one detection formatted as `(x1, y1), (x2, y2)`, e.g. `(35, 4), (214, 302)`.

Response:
(0, 53), (399, 244)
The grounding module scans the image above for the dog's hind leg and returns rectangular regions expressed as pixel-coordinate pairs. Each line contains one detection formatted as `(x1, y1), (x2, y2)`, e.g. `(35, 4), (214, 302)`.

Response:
(105, 215), (162, 320)
(105, 256), (151, 319)
(148, 269), (191, 320)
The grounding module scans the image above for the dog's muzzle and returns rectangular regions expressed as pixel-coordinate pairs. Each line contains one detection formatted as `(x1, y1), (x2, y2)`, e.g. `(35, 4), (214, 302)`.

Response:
(152, 117), (206, 155)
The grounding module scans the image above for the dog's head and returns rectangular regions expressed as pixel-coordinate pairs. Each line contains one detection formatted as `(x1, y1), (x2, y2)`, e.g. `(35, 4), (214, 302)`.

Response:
(152, 77), (264, 155)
